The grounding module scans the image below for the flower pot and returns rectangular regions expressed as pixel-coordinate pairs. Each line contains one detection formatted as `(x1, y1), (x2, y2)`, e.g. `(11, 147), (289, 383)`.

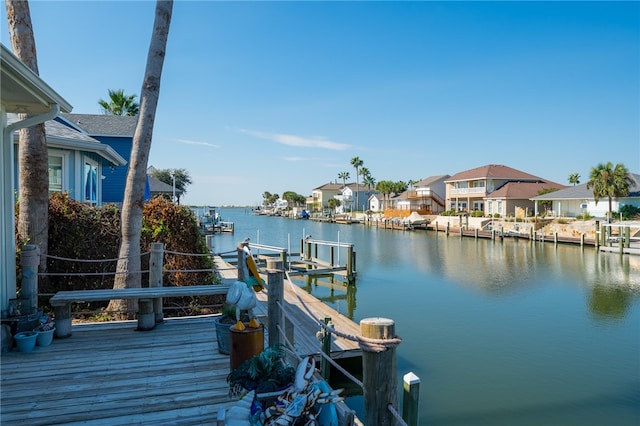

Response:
(214, 316), (234, 355)
(36, 328), (55, 347)
(14, 331), (38, 353)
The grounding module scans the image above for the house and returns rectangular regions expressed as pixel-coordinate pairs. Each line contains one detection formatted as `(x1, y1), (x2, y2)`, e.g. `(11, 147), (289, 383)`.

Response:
(56, 113), (137, 203)
(398, 175), (449, 214)
(445, 164), (565, 217)
(530, 173), (640, 218)
(368, 193), (384, 212)
(338, 183), (378, 213)
(8, 115), (127, 206)
(306, 182), (343, 212)
(1, 44), (72, 317)
(147, 175), (182, 201)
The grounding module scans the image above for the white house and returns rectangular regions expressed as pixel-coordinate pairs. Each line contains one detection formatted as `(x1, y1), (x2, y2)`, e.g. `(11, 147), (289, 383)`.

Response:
(1, 44), (72, 317)
(530, 173), (640, 218)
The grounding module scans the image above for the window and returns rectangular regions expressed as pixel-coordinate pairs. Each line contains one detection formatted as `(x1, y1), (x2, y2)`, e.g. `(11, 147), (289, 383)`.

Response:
(48, 155), (63, 193)
(497, 200), (503, 215)
(84, 159), (98, 205)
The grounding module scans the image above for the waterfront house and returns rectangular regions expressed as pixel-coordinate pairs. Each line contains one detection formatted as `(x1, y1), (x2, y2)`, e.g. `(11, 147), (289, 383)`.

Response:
(530, 173), (640, 218)
(1, 44), (72, 318)
(397, 175), (449, 214)
(338, 183), (378, 213)
(368, 193), (384, 212)
(8, 115), (127, 206)
(56, 113), (137, 204)
(445, 164), (565, 217)
(306, 182), (343, 212)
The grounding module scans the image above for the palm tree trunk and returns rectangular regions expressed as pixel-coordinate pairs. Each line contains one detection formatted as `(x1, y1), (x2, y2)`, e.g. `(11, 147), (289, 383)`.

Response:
(109, 0), (173, 318)
(6, 0), (50, 274)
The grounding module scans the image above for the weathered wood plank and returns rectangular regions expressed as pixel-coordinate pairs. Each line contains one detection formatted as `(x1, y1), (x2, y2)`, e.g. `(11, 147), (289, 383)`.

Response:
(49, 284), (231, 305)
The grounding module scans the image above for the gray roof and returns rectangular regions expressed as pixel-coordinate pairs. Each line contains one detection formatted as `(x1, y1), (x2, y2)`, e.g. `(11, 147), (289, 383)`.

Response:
(532, 173), (640, 200)
(415, 174), (450, 187)
(59, 113), (138, 137)
(7, 114), (126, 165)
(148, 176), (182, 195)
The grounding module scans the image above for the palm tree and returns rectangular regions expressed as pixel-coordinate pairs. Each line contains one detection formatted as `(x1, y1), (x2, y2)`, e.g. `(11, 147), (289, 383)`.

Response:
(376, 180), (394, 211)
(111, 0), (173, 317)
(338, 171), (350, 187)
(350, 156), (364, 212)
(6, 0), (50, 273)
(408, 179), (418, 189)
(98, 89), (140, 116)
(586, 162), (631, 223)
(568, 173), (580, 186)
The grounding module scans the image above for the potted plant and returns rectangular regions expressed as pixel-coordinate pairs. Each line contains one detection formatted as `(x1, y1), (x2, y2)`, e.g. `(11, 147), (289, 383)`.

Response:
(214, 303), (237, 355)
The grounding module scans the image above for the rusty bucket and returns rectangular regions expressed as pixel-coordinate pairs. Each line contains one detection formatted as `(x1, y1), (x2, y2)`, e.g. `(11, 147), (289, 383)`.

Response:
(229, 324), (264, 370)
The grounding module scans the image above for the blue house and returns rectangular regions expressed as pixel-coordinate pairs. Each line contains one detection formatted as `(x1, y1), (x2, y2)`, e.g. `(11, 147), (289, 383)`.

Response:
(56, 113), (137, 204)
(9, 115), (126, 205)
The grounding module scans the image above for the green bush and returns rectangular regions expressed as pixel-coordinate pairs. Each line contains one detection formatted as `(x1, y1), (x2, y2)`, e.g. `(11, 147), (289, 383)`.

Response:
(471, 211), (484, 217)
(18, 193), (220, 316)
(619, 205), (640, 220)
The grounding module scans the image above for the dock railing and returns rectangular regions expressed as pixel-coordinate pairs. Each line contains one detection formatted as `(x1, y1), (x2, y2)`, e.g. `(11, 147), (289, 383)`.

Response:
(25, 242), (418, 425)
(264, 255), (418, 426)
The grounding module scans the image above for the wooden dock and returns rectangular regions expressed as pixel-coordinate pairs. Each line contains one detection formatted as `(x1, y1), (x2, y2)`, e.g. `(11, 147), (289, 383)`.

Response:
(1, 315), (235, 425)
(1, 256), (362, 425)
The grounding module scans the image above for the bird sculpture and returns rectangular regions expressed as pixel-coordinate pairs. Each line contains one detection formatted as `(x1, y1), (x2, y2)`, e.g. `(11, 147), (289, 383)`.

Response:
(225, 240), (265, 331)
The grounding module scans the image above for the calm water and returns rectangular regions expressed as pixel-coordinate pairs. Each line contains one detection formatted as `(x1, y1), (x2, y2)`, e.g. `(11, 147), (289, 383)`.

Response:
(210, 208), (640, 426)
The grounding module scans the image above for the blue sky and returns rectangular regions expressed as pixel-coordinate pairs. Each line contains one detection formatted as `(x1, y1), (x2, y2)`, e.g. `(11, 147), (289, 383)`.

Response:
(2, 1), (639, 206)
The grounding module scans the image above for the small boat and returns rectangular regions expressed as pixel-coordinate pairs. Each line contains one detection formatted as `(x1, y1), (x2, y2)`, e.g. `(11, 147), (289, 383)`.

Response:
(404, 211), (428, 226)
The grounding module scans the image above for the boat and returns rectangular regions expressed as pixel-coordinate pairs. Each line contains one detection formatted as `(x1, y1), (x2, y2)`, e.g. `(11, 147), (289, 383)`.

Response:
(404, 211), (429, 226)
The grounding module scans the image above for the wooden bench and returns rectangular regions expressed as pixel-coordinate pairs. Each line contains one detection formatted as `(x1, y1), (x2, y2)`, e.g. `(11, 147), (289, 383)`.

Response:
(50, 284), (231, 338)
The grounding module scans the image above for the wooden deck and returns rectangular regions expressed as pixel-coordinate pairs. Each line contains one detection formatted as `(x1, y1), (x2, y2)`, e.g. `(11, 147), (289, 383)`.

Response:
(1, 255), (363, 425)
(1, 315), (234, 425)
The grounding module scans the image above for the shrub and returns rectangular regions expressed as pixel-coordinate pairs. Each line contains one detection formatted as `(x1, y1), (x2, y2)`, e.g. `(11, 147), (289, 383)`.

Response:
(471, 211), (484, 217)
(18, 193), (220, 316)
(619, 205), (640, 220)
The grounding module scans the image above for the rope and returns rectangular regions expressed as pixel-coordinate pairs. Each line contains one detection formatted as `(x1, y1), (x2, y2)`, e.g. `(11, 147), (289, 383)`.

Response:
(39, 270), (149, 277)
(388, 404), (409, 426)
(45, 252), (151, 263)
(283, 271), (402, 353)
(164, 250), (215, 257)
(276, 323), (302, 362)
(316, 347), (363, 389)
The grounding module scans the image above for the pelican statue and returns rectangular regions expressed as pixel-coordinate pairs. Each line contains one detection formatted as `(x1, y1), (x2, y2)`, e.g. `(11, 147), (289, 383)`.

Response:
(225, 240), (264, 331)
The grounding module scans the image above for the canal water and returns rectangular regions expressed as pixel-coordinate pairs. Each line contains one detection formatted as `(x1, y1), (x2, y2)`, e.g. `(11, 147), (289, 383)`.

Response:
(210, 208), (640, 426)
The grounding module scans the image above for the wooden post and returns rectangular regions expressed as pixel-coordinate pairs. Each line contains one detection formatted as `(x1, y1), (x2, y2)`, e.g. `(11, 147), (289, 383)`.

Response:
(402, 372), (420, 426)
(330, 246), (335, 266)
(446, 222), (450, 236)
(137, 299), (155, 331)
(321, 316), (332, 380)
(594, 221), (600, 249)
(625, 226), (631, 248)
(474, 228), (478, 239)
(53, 303), (72, 338)
(346, 245), (353, 278)
(20, 244), (40, 314)
(361, 317), (398, 426)
(236, 242), (244, 281)
(580, 233), (585, 247)
(280, 249), (288, 270)
(554, 232), (558, 245)
(267, 260), (284, 348)
(619, 226), (624, 255)
(149, 242), (164, 323)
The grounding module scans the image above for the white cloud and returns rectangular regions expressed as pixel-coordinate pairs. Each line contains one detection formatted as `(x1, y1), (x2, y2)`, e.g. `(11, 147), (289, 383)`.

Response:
(283, 156), (306, 162)
(177, 139), (220, 149)
(239, 129), (350, 151)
